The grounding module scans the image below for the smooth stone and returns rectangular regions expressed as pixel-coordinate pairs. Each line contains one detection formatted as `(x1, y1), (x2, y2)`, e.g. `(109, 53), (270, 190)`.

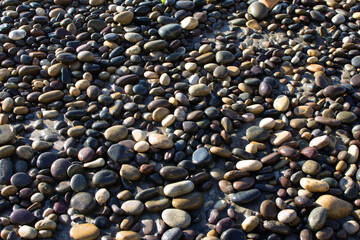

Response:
(308, 207), (327, 231)
(315, 195), (353, 219)
(104, 125), (128, 142)
(172, 192), (203, 210)
(300, 178), (329, 192)
(37, 152), (57, 169)
(301, 147), (318, 159)
(323, 85), (346, 98)
(350, 74), (360, 87)
(302, 160), (321, 175)
(120, 164), (141, 181)
(115, 231), (141, 240)
(220, 228), (246, 240)
(159, 166), (188, 181)
(158, 24), (182, 40)
(260, 200), (278, 219)
(241, 216), (259, 232)
(9, 29), (26, 40)
(180, 17), (198, 30)
(87, 19), (106, 31)
(0, 125), (15, 145)
(164, 180), (194, 197)
(215, 51), (235, 65)
(336, 111), (357, 123)
(121, 200), (144, 215)
(263, 221), (291, 235)
(10, 209), (35, 225)
(0, 158), (12, 184)
(18, 226), (37, 239)
(277, 209), (297, 224)
(10, 172), (32, 188)
(38, 90), (64, 103)
(161, 228), (182, 240)
(246, 126), (269, 142)
(95, 188), (110, 204)
(0, 145), (14, 158)
(332, 14), (345, 25)
(107, 144), (133, 163)
(51, 158), (71, 180)
(70, 192), (96, 213)
(343, 220), (359, 235)
(92, 169), (118, 187)
(192, 147), (211, 165)
(78, 147), (95, 162)
(188, 84), (210, 96)
(162, 208), (191, 228)
(236, 160), (263, 171)
(114, 11), (134, 25)
(89, 0), (103, 6)
(248, 1), (268, 20)
(70, 174), (87, 192)
(69, 223), (100, 240)
(309, 135), (330, 149)
(148, 134), (173, 149)
(273, 95), (289, 112)
(230, 189), (261, 204)
(145, 196), (171, 212)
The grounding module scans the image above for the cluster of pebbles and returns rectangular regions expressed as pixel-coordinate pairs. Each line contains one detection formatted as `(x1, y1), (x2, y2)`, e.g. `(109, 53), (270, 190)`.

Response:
(1, 0), (360, 239)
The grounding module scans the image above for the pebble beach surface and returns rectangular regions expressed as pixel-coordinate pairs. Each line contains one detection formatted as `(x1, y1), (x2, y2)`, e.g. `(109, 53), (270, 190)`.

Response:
(1, 0), (360, 239)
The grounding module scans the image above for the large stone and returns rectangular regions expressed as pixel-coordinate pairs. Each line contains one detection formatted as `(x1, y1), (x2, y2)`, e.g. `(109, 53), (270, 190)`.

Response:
(148, 134), (173, 149)
(315, 195), (353, 219)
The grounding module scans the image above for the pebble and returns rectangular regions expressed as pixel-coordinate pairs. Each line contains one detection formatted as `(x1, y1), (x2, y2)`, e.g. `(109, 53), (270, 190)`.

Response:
(162, 209), (191, 228)
(308, 207), (327, 231)
(164, 180), (194, 197)
(315, 195), (353, 219)
(69, 224), (100, 240)
(115, 231), (141, 240)
(18, 226), (37, 239)
(104, 125), (128, 142)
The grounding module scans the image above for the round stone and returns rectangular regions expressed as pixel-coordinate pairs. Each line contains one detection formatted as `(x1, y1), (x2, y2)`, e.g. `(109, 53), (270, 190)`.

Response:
(70, 192), (96, 213)
(248, 1), (268, 20)
(9, 29), (26, 40)
(107, 144), (133, 163)
(121, 200), (144, 215)
(315, 195), (353, 219)
(10, 172), (32, 188)
(162, 208), (191, 228)
(273, 95), (290, 112)
(163, 180), (195, 197)
(37, 152), (57, 169)
(18, 226), (37, 239)
(277, 209), (297, 224)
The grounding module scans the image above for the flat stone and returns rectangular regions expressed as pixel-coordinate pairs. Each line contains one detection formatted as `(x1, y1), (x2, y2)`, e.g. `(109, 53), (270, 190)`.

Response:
(0, 158), (12, 184)
(164, 180), (194, 197)
(230, 189), (261, 204)
(309, 135), (330, 149)
(115, 231), (141, 240)
(162, 208), (191, 228)
(0, 125), (14, 145)
(70, 192), (96, 213)
(172, 192), (203, 210)
(263, 221), (291, 235)
(92, 169), (118, 187)
(236, 160), (263, 171)
(159, 166), (188, 181)
(188, 84), (210, 96)
(69, 224), (100, 240)
(121, 200), (144, 215)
